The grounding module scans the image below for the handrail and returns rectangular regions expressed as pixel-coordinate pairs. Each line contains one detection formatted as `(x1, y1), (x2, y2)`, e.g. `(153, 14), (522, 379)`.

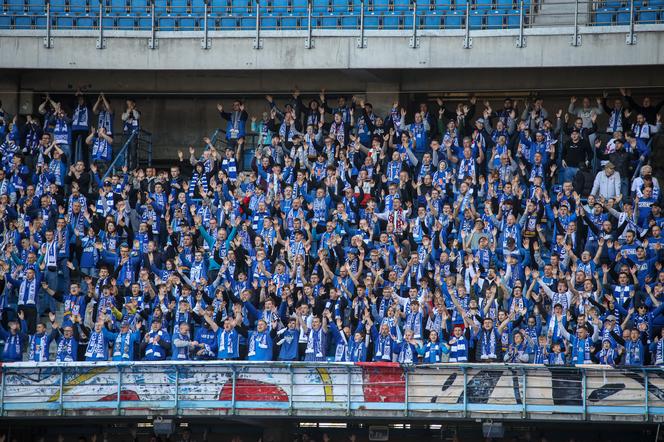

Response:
(3, 359), (664, 370)
(101, 129), (138, 180)
(2, 362), (662, 421)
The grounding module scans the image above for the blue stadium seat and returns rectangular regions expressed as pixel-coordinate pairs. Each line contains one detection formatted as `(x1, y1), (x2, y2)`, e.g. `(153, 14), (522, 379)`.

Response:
(616, 6), (631, 24)
(137, 15), (151, 27)
(475, 0), (492, 10)
(117, 14), (135, 28)
(403, 12), (414, 27)
(260, 12), (277, 27)
(393, 0), (410, 11)
(312, 0), (329, 12)
(505, 7), (519, 26)
(272, 0), (288, 14)
(364, 12), (378, 26)
(158, 15), (176, 29)
(292, 0), (307, 12)
(281, 14), (298, 27)
(632, 0), (645, 7)
(26, 0), (43, 12)
(371, 0), (388, 11)
(648, 0), (664, 6)
(604, 0), (622, 7)
(108, 0), (127, 14)
(594, 7), (614, 24)
(179, 15), (196, 28)
(55, 14), (75, 27)
(637, 5), (657, 22)
(8, 1), (26, 12)
(14, 13), (32, 27)
(101, 15), (115, 27)
(131, 0), (150, 14)
(453, 0), (467, 10)
(468, 8), (483, 26)
(331, 0), (348, 12)
(520, 0), (530, 11)
(381, 11), (398, 27)
(320, 13), (337, 26)
(443, 8), (461, 26)
(340, 13), (356, 26)
(232, 0), (251, 14)
(69, 0), (89, 13)
(153, 0), (168, 14)
(433, 0), (451, 10)
(208, 0), (226, 14)
(218, 15), (236, 27)
(422, 12), (441, 27)
(239, 14), (254, 28)
(495, 0), (512, 9)
(50, 0), (67, 12)
(486, 8), (503, 27)
(170, 0), (188, 14)
(0, 13), (12, 27)
(76, 14), (95, 27)
(191, 0), (206, 13)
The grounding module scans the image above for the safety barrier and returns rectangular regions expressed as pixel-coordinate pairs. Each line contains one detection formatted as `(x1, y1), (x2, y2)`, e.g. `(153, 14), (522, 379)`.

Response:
(2, 0), (663, 51)
(2, 361), (664, 421)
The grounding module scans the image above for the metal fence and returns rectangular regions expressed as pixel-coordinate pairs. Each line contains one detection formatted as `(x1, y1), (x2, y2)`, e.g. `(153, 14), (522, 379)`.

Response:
(2, 361), (664, 421)
(1, 0), (662, 51)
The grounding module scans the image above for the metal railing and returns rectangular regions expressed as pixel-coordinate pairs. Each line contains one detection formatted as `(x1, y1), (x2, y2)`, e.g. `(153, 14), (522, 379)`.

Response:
(100, 128), (152, 180)
(1, 361), (664, 420)
(1, 0), (662, 51)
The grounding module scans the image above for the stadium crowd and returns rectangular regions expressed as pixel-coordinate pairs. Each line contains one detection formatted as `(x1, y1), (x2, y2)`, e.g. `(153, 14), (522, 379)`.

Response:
(0, 87), (663, 367)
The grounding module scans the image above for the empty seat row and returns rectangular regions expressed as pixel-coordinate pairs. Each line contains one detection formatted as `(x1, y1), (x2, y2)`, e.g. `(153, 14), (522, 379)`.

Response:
(1, 0), (535, 14)
(594, 5), (662, 24)
(0, 6), (523, 27)
(600, 0), (664, 8)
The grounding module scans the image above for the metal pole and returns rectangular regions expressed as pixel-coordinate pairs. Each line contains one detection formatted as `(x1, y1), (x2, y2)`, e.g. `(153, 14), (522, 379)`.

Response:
(230, 366), (237, 414)
(409, 0), (419, 48)
(626, 0), (636, 44)
(0, 366), (5, 417)
(404, 367), (409, 417)
(288, 365), (294, 415)
(571, 0), (581, 46)
(201, 0), (210, 48)
(462, 367), (468, 417)
(58, 368), (65, 416)
(116, 367), (122, 416)
(521, 369), (527, 418)
(174, 367), (180, 415)
(356, 0), (366, 48)
(346, 365), (352, 416)
(644, 369), (649, 420)
(96, 0), (106, 49)
(304, 0), (314, 48)
(515, 0), (525, 48)
(463, 4), (472, 49)
(44, 2), (53, 48)
(581, 370), (587, 420)
(148, 1), (157, 49)
(253, 0), (262, 49)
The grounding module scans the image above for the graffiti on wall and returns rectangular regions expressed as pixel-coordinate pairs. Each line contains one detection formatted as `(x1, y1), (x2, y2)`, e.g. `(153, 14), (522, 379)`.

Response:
(1, 363), (661, 412)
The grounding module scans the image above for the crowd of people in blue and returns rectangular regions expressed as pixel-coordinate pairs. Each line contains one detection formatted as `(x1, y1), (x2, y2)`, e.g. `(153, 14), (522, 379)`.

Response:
(0, 87), (662, 367)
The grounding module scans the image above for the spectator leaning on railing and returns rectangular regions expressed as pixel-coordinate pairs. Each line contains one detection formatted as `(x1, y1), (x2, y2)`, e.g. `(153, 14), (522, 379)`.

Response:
(0, 88), (663, 368)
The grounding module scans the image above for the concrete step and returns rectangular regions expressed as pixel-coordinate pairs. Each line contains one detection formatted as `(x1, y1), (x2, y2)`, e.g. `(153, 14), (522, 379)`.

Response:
(533, 0), (588, 26)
